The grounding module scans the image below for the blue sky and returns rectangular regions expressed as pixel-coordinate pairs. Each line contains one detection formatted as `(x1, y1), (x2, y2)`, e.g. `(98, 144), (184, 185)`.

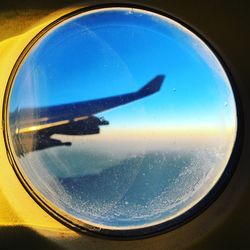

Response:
(10, 8), (236, 130)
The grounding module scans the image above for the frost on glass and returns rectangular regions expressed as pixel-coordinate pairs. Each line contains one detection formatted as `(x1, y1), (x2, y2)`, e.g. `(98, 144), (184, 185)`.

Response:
(9, 8), (237, 229)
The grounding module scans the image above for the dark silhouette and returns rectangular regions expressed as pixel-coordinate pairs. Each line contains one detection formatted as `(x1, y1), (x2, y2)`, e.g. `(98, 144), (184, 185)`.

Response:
(10, 75), (165, 153)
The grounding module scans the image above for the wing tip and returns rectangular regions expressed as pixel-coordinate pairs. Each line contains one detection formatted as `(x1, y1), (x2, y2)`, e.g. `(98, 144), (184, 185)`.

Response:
(138, 74), (165, 96)
(154, 74), (165, 90)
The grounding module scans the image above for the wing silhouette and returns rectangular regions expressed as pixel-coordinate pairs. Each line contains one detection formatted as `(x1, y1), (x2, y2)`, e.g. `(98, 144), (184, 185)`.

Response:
(10, 75), (165, 153)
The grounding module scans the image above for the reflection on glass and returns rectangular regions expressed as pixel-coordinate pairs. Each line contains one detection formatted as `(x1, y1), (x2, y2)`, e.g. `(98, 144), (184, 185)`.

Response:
(9, 8), (237, 230)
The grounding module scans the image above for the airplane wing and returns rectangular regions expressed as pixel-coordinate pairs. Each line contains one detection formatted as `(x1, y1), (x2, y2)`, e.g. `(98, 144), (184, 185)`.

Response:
(10, 75), (165, 152)
(11, 75), (164, 126)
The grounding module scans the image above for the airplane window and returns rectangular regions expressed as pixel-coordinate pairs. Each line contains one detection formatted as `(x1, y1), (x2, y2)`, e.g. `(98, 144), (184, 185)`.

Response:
(6, 7), (238, 237)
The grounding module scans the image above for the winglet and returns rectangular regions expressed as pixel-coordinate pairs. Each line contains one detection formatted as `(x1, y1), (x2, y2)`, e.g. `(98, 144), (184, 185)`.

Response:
(137, 75), (165, 97)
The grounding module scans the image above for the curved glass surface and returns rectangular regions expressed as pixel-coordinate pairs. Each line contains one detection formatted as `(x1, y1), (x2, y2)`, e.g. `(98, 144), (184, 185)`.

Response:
(8, 7), (237, 231)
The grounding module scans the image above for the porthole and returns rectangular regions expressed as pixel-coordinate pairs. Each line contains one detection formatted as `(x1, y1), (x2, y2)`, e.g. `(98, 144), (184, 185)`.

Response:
(4, 4), (239, 238)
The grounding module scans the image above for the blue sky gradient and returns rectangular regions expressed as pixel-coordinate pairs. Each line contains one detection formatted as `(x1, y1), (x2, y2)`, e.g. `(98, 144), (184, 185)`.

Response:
(10, 8), (236, 130)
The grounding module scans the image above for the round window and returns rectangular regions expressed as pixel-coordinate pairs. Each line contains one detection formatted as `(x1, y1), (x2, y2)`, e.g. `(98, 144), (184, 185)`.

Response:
(6, 6), (238, 237)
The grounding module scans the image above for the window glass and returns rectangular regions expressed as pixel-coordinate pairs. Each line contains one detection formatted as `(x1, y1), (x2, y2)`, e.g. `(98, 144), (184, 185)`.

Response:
(9, 7), (237, 231)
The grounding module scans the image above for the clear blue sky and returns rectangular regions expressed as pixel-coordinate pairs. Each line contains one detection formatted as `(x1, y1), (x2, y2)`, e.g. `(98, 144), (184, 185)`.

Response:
(10, 8), (236, 130)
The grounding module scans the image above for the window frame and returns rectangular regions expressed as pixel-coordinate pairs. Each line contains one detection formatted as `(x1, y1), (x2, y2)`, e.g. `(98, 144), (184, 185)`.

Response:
(2, 2), (243, 239)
